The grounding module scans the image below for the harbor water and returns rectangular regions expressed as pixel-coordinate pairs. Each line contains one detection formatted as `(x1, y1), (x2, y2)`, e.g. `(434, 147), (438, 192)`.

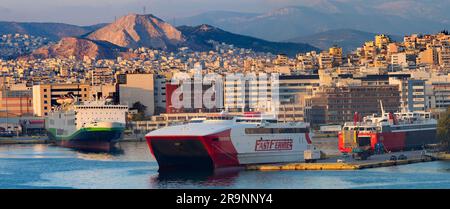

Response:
(2, 142), (450, 189)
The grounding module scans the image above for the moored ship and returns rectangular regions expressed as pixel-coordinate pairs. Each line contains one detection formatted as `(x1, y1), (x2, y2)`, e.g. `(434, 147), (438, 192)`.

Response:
(338, 103), (437, 153)
(46, 97), (128, 152)
(145, 112), (313, 171)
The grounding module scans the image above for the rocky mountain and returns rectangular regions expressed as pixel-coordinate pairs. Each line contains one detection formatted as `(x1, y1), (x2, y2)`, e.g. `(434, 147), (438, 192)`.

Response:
(13, 13), (318, 59)
(87, 14), (185, 51)
(28, 37), (128, 60)
(287, 29), (402, 53)
(178, 24), (319, 56)
(0, 22), (105, 41)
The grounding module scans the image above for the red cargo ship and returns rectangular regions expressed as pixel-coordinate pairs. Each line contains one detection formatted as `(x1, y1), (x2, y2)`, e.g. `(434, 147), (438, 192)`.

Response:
(338, 104), (437, 153)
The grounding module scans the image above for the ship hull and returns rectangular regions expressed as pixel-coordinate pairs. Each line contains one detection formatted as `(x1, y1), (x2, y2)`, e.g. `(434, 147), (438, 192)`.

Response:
(146, 129), (311, 171)
(146, 130), (240, 171)
(48, 127), (124, 152)
(338, 129), (437, 153)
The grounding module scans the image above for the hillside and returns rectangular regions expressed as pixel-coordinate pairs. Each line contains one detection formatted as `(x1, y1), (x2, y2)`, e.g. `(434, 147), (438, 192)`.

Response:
(28, 37), (128, 60)
(87, 14), (185, 50)
(179, 24), (319, 56)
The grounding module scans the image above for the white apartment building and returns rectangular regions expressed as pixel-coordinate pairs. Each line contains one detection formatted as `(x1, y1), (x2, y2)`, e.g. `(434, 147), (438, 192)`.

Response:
(389, 77), (426, 111)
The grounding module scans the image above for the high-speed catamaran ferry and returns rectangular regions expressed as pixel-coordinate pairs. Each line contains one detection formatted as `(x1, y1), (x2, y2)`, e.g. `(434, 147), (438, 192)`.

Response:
(145, 112), (313, 171)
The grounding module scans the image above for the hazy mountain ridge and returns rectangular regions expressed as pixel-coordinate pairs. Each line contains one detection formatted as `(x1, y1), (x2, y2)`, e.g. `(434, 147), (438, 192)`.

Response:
(0, 21), (104, 41)
(176, 4), (450, 41)
(287, 28), (402, 52)
(178, 24), (320, 56)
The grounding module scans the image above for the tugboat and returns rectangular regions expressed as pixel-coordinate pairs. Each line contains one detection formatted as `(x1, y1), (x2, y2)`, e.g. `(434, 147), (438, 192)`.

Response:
(145, 112), (314, 171)
(46, 96), (128, 152)
(338, 101), (437, 153)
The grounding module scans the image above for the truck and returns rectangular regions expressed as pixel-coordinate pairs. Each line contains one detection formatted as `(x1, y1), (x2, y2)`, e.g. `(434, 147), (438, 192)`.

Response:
(304, 145), (321, 163)
(351, 146), (372, 160)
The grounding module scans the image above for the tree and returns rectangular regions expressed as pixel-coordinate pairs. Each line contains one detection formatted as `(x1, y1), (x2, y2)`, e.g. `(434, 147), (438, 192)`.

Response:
(131, 101), (147, 121)
(437, 107), (450, 150)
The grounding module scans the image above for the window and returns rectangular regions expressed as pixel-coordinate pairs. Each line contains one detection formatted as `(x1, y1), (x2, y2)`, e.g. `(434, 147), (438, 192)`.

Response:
(245, 128), (307, 134)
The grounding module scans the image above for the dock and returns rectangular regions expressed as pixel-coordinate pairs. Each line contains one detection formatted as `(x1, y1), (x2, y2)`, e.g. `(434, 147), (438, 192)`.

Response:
(247, 150), (436, 171)
(0, 136), (49, 144)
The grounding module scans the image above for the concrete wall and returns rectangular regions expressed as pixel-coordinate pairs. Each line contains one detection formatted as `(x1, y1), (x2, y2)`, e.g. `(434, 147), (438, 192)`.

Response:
(119, 74), (155, 116)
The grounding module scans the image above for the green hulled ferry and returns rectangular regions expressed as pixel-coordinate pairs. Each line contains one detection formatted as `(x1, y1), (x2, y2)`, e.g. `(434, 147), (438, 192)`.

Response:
(46, 97), (128, 152)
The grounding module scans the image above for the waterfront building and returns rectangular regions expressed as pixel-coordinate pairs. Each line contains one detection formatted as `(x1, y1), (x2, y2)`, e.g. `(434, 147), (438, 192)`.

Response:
(277, 74), (321, 122)
(0, 89), (32, 117)
(305, 85), (400, 126)
(32, 84), (91, 117)
(117, 73), (155, 116)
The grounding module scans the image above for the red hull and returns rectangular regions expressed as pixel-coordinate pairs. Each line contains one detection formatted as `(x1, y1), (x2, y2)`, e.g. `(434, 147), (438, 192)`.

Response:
(145, 129), (240, 171)
(56, 140), (115, 152)
(338, 129), (437, 153)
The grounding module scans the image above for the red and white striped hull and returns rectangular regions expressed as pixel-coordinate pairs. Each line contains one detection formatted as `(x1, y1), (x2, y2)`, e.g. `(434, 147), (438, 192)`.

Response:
(145, 119), (311, 171)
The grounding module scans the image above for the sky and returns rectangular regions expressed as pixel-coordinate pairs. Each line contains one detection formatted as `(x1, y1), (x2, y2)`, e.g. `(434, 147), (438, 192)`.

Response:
(0, 0), (307, 25)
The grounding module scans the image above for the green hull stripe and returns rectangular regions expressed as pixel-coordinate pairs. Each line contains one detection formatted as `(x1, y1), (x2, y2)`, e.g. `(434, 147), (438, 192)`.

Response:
(47, 127), (124, 141)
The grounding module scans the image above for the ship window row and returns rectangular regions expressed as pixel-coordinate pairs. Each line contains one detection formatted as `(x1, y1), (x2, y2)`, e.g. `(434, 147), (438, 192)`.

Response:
(245, 128), (308, 134)
(343, 127), (378, 131)
(236, 119), (278, 123)
(391, 124), (435, 130)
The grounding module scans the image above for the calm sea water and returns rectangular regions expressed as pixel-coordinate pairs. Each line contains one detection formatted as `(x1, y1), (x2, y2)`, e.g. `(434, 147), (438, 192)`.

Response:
(1, 142), (450, 189)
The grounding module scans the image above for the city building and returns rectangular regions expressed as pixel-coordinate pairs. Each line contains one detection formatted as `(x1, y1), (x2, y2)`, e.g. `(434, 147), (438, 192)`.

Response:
(305, 85), (400, 126)
(117, 73), (155, 116)
(389, 77), (426, 111)
(0, 89), (32, 117)
(32, 84), (91, 116)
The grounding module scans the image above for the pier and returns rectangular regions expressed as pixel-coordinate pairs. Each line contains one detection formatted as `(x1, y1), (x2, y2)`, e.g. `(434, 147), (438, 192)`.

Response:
(0, 136), (49, 144)
(246, 150), (436, 171)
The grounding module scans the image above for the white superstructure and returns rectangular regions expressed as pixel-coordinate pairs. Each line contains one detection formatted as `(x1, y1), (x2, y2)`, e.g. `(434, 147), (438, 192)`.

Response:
(146, 113), (314, 169)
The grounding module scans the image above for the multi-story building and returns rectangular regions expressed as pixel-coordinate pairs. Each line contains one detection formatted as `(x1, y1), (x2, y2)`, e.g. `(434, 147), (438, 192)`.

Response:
(32, 83), (91, 116)
(223, 74), (320, 121)
(329, 46), (343, 67)
(117, 73), (155, 116)
(274, 54), (288, 66)
(154, 75), (167, 114)
(391, 52), (408, 71)
(277, 74), (321, 122)
(417, 46), (439, 65)
(305, 85), (400, 126)
(318, 52), (333, 69)
(375, 34), (391, 49)
(389, 77), (426, 111)
(0, 89), (33, 116)
(429, 81), (450, 110)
